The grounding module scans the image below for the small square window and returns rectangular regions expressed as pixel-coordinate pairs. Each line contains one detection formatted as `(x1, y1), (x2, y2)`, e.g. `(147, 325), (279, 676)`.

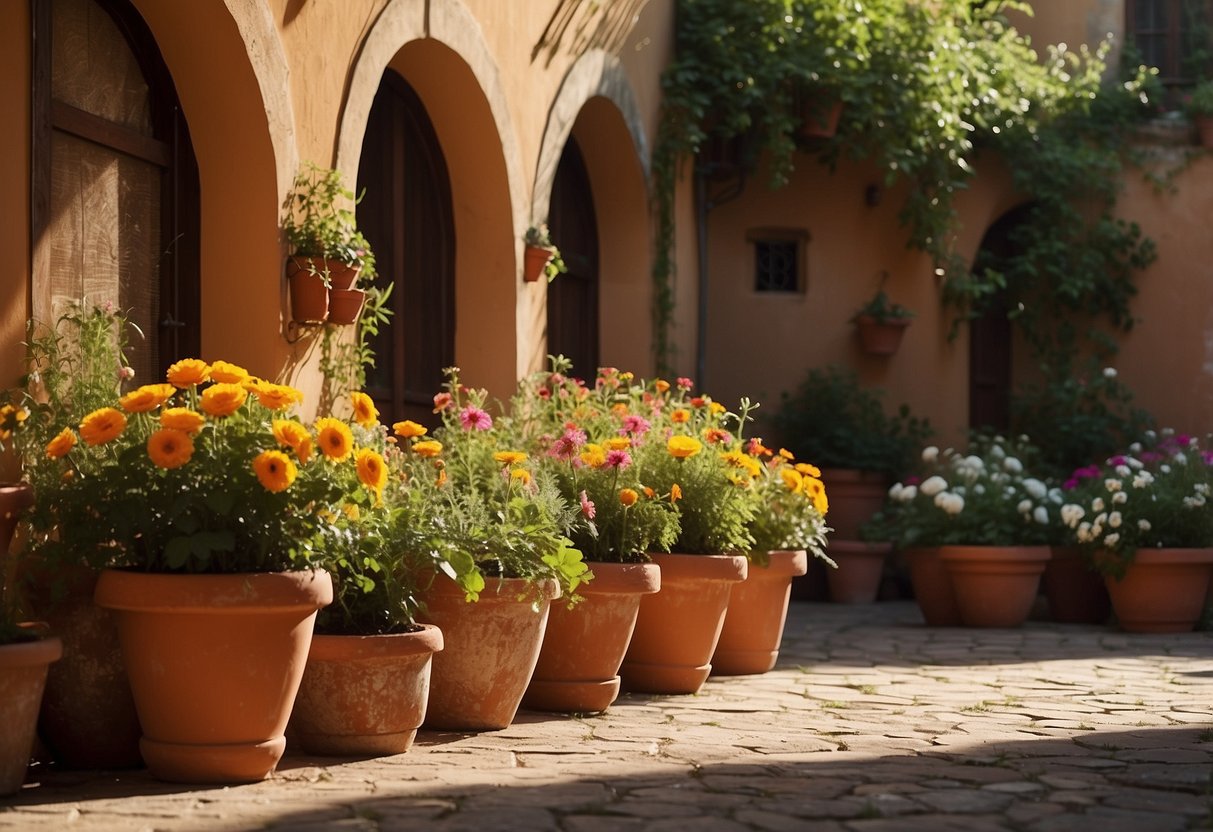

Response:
(747, 228), (810, 294)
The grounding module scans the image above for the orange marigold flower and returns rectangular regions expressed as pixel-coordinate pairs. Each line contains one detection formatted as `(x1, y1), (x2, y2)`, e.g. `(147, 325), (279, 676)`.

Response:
(45, 427), (76, 459)
(709, 401), (725, 415)
(79, 408), (127, 446)
(356, 448), (388, 496)
(272, 419), (313, 463)
(253, 449), (297, 493)
(161, 408), (206, 435)
(314, 417), (354, 461)
(780, 468), (804, 491)
(209, 360), (250, 384)
(147, 428), (194, 469)
(703, 427), (732, 445)
(604, 436), (632, 451)
(494, 450), (528, 466)
(667, 435), (702, 459)
(654, 379), (670, 394)
(413, 439), (443, 458)
(579, 443), (607, 469)
(619, 488), (639, 506)
(393, 420), (427, 439)
(199, 383), (248, 417)
(511, 468), (532, 486)
(643, 486), (656, 499)
(249, 380), (303, 411)
(350, 391), (379, 427)
(166, 358), (211, 388)
(804, 477), (828, 515)
(611, 402), (629, 417)
(671, 408), (691, 424)
(670, 483), (683, 502)
(779, 448), (795, 460)
(120, 383), (176, 413)
(795, 462), (822, 478)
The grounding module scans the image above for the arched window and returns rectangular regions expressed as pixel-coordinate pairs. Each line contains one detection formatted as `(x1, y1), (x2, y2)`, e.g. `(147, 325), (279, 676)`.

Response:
(547, 137), (600, 380)
(31, 0), (200, 381)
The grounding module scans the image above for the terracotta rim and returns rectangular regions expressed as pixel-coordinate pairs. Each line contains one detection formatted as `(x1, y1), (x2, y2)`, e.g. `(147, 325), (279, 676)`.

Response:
(308, 624), (444, 661)
(94, 569), (334, 613)
(423, 574), (562, 602)
(0, 481), (33, 515)
(648, 552), (748, 582)
(747, 549), (810, 578)
(580, 561), (661, 595)
(1119, 547), (1213, 566)
(0, 634), (62, 667)
(937, 546), (1051, 563)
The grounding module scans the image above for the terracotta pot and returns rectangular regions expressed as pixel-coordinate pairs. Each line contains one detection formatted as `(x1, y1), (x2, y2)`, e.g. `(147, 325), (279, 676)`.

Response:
(94, 569), (333, 784)
(327, 288), (366, 325)
(524, 562), (660, 713)
(0, 633), (62, 796)
(819, 469), (890, 540)
(289, 624), (443, 755)
(1043, 546), (1110, 625)
(826, 541), (892, 604)
(798, 95), (843, 138)
(417, 575), (559, 731)
(905, 546), (961, 626)
(939, 545), (1051, 628)
(712, 549), (808, 676)
(523, 245), (554, 283)
(287, 270), (329, 324)
(1196, 115), (1213, 149)
(1101, 548), (1213, 633)
(25, 565), (142, 769)
(854, 315), (911, 356)
(287, 255), (360, 290)
(620, 553), (748, 694)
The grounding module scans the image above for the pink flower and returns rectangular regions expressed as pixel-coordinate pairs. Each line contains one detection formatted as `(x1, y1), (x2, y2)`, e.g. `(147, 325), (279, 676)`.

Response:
(549, 426), (587, 459)
(433, 392), (453, 413)
(459, 405), (493, 431)
(604, 450), (632, 470)
(676, 377), (694, 391)
(579, 490), (596, 520)
(620, 415), (651, 436)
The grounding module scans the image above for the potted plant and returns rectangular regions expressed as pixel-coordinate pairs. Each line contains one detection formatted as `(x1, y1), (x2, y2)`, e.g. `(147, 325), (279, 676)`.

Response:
(281, 162), (378, 324)
(1184, 79), (1213, 147)
(33, 358), (388, 783)
(1058, 429), (1213, 633)
(851, 275), (915, 356)
(869, 434), (1056, 628)
(522, 224), (567, 283)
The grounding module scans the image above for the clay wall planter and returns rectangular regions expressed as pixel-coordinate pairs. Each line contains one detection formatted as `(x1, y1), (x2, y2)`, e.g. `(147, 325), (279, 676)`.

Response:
(524, 562), (660, 714)
(712, 549), (807, 676)
(288, 270), (329, 324)
(619, 553), (748, 694)
(938, 545), (1051, 628)
(94, 569), (333, 784)
(523, 245), (554, 282)
(1100, 547), (1213, 633)
(289, 624), (444, 755)
(0, 634), (62, 796)
(327, 288), (366, 325)
(818, 469), (890, 541)
(854, 316), (911, 356)
(904, 546), (961, 626)
(826, 541), (892, 604)
(1042, 546), (1110, 625)
(417, 575), (560, 731)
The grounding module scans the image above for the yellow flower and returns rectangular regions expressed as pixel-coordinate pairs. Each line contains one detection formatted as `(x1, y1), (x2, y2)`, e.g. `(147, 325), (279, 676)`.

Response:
(619, 488), (639, 506)
(45, 428), (76, 459)
(511, 468), (532, 486)
(79, 408), (127, 446)
(780, 468), (804, 492)
(579, 443), (607, 469)
(249, 380), (303, 411)
(779, 448), (795, 460)
(253, 449), (297, 493)
(272, 419), (313, 463)
(671, 409), (691, 424)
(709, 401), (726, 415)
(604, 436), (632, 451)
(494, 450), (528, 466)
(199, 383), (248, 418)
(343, 503), (361, 520)
(721, 450), (762, 479)
(209, 361), (250, 384)
(147, 428), (194, 469)
(795, 462), (822, 478)
(611, 403), (629, 417)
(393, 420), (427, 439)
(670, 483), (682, 502)
(314, 417), (354, 462)
(667, 435), (702, 459)
(166, 358), (211, 388)
(356, 448), (388, 497)
(350, 391), (379, 427)
(654, 379), (670, 394)
(413, 440), (443, 458)
(804, 477), (828, 515)
(161, 408), (206, 435)
(119, 383), (176, 413)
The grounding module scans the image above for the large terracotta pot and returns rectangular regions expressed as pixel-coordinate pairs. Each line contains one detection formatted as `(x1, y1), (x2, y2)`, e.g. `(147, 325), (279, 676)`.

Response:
(94, 569), (333, 784)
(712, 549), (808, 676)
(1043, 546), (1110, 625)
(826, 541), (892, 604)
(819, 469), (889, 540)
(939, 546), (1051, 628)
(620, 553), (748, 694)
(0, 633), (62, 795)
(417, 575), (559, 731)
(524, 562), (661, 714)
(1101, 548), (1213, 633)
(289, 624), (443, 755)
(287, 269), (329, 324)
(904, 546), (961, 626)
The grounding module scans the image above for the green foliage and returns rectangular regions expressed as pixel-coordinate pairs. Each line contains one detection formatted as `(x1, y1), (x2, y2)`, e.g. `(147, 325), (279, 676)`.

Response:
(1185, 78), (1213, 117)
(773, 366), (931, 477)
(524, 224), (568, 282)
(852, 282), (914, 323)
(281, 162), (377, 283)
(318, 282), (393, 416)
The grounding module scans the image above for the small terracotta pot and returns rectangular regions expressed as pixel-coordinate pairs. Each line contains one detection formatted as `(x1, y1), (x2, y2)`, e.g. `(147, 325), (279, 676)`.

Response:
(289, 624), (444, 755)
(826, 540), (892, 604)
(0, 634), (62, 796)
(939, 545), (1051, 628)
(95, 569), (333, 784)
(620, 553), (748, 694)
(327, 288), (366, 325)
(288, 270), (329, 324)
(904, 546), (961, 626)
(713, 549), (808, 676)
(1043, 546), (1110, 625)
(819, 469), (890, 540)
(524, 562), (661, 713)
(523, 245), (554, 283)
(1102, 548), (1213, 633)
(287, 256), (360, 290)
(854, 315), (911, 356)
(417, 575), (560, 731)
(799, 95), (843, 138)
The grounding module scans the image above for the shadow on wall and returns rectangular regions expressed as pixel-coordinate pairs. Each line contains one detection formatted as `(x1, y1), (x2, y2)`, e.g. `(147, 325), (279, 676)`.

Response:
(534, 0), (651, 65)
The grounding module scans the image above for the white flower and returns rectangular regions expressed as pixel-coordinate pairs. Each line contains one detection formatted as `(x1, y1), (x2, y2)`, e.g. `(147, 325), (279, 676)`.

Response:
(1108, 511), (1122, 528)
(964, 455), (985, 471)
(1060, 504), (1085, 527)
(989, 444), (1006, 460)
(888, 483), (905, 500)
(1077, 521), (1094, 543)
(1129, 442), (1142, 454)
(1197, 483), (1211, 496)
(900, 485), (918, 501)
(1111, 491), (1128, 505)
(936, 492), (965, 515)
(1094, 512), (1108, 527)
(1033, 505), (1049, 525)
(1017, 499), (1033, 515)
(921, 446), (939, 463)
(1161, 464), (1172, 474)
(1023, 478), (1047, 499)
(1175, 452), (1189, 465)
(1103, 367), (1117, 378)
(1104, 532), (1120, 547)
(921, 476), (948, 497)
(1105, 478), (1122, 492)
(1138, 519), (1152, 532)
(973, 483), (986, 495)
(1048, 488), (1064, 504)
(1091, 497), (1106, 512)
(1184, 495), (1207, 508)
(1115, 464), (1131, 478)
(1132, 472), (1154, 488)
(1003, 456), (1023, 474)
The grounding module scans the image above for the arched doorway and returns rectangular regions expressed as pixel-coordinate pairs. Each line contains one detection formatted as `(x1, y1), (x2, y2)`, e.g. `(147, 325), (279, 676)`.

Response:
(31, 0), (200, 381)
(546, 137), (599, 380)
(357, 70), (455, 426)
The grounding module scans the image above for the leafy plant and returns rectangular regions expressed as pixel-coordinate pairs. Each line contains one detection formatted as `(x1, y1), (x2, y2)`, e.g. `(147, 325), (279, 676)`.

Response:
(852, 276), (914, 323)
(524, 224), (568, 282)
(282, 162), (377, 285)
(744, 442), (831, 565)
(1185, 78), (1213, 117)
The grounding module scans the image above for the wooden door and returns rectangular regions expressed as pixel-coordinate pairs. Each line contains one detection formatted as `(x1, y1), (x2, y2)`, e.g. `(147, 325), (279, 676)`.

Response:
(546, 138), (599, 382)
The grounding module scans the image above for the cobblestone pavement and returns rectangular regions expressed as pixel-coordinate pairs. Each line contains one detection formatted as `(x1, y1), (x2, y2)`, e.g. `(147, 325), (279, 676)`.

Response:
(2, 599), (1212, 831)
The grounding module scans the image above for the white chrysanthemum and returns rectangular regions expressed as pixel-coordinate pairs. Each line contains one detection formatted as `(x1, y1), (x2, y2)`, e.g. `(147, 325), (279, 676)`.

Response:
(1115, 464), (1131, 478)
(900, 484), (918, 501)
(1161, 464), (1172, 474)
(1112, 490), (1128, 505)
(1129, 442), (1142, 454)
(1091, 497), (1106, 512)
(1197, 483), (1211, 496)
(1132, 471), (1154, 489)
(1060, 504), (1085, 527)
(921, 476), (948, 497)
(1108, 511), (1122, 528)
(1138, 519), (1151, 532)
(1175, 452), (1189, 465)
(1033, 505), (1049, 525)
(921, 446), (939, 463)
(1023, 478), (1047, 499)
(964, 455), (985, 471)
(989, 444), (1006, 460)
(1094, 512), (1108, 527)
(1105, 478), (1122, 492)
(889, 483), (905, 500)
(1127, 456), (1143, 470)
(1017, 499), (1033, 515)
(936, 492), (965, 515)
(973, 483), (986, 495)
(1103, 367), (1117, 378)
(1048, 487), (1064, 504)
(1104, 532), (1120, 547)
(1184, 495), (1207, 508)
(1077, 521), (1094, 543)
(1002, 456), (1023, 474)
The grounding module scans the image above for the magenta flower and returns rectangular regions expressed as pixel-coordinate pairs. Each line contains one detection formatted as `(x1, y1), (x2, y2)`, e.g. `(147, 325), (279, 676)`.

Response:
(459, 405), (493, 431)
(549, 426), (588, 459)
(579, 490), (596, 520)
(604, 450), (632, 470)
(620, 415), (651, 436)
(676, 377), (694, 391)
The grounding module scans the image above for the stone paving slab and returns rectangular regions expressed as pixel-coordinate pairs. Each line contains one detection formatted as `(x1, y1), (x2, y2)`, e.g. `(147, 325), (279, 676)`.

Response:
(2, 600), (1211, 831)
